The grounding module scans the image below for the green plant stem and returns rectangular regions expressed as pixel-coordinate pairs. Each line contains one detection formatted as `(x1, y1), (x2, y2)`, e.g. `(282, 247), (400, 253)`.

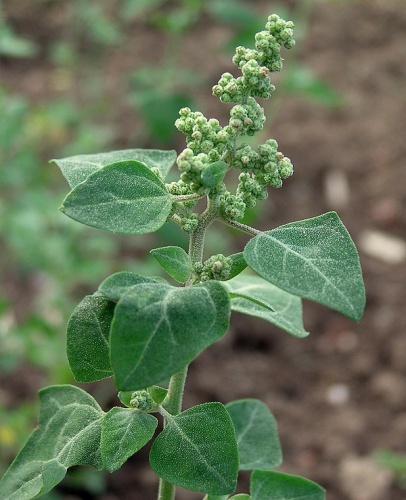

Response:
(222, 219), (261, 236)
(158, 197), (218, 500)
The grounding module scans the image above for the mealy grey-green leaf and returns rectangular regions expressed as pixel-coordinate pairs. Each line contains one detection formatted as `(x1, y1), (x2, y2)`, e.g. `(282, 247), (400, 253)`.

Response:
(150, 245), (193, 283)
(61, 160), (173, 234)
(250, 470), (326, 500)
(0, 385), (104, 500)
(226, 399), (282, 470)
(111, 281), (230, 390)
(223, 274), (308, 338)
(67, 294), (115, 382)
(101, 407), (157, 472)
(150, 403), (238, 495)
(244, 212), (365, 321)
(98, 271), (162, 302)
(52, 148), (176, 188)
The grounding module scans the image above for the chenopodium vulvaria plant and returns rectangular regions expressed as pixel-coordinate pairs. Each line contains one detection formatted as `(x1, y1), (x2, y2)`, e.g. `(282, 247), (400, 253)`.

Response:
(0, 15), (365, 500)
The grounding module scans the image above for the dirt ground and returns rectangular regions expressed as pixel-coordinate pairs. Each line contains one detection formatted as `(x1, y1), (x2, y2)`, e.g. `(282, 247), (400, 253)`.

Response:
(1, 1), (405, 499)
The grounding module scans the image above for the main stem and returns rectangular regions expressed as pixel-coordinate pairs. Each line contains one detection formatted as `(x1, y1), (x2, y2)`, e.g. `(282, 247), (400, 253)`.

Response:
(157, 198), (218, 500)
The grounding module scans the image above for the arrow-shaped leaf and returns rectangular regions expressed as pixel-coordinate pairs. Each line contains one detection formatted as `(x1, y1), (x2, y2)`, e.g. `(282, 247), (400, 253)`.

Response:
(244, 212), (365, 321)
(0, 385), (104, 499)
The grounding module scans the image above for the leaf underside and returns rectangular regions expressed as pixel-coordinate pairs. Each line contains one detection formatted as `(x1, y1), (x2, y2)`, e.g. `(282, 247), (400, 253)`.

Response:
(224, 274), (308, 338)
(52, 148), (177, 188)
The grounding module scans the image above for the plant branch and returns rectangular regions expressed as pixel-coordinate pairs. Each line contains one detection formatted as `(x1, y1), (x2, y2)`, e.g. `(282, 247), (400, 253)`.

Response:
(221, 218), (261, 236)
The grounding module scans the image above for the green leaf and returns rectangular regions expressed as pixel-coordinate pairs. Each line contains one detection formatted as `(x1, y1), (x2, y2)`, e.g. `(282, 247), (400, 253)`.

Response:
(201, 161), (228, 189)
(0, 385), (104, 499)
(230, 495), (250, 499)
(101, 407), (157, 472)
(118, 391), (134, 408)
(52, 148), (176, 188)
(250, 470), (326, 500)
(111, 281), (230, 390)
(224, 274), (308, 338)
(226, 399), (282, 471)
(148, 385), (168, 405)
(98, 271), (162, 301)
(244, 212), (365, 321)
(61, 160), (173, 234)
(67, 295), (115, 382)
(150, 246), (193, 283)
(150, 403), (238, 495)
(228, 252), (248, 279)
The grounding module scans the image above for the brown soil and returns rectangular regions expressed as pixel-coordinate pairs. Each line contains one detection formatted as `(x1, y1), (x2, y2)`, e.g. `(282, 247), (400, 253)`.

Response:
(1, 1), (405, 499)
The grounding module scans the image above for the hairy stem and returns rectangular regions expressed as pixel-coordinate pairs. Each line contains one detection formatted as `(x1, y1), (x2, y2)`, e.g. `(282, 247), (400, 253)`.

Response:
(222, 218), (261, 236)
(157, 198), (217, 499)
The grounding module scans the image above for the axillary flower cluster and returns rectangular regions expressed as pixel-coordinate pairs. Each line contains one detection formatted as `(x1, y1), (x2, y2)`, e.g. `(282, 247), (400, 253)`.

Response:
(166, 14), (295, 235)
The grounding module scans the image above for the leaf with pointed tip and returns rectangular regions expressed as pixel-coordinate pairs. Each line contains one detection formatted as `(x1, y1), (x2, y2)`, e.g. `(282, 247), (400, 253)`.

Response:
(98, 271), (162, 301)
(67, 295), (115, 382)
(150, 403), (238, 495)
(223, 274), (308, 338)
(228, 252), (248, 280)
(111, 281), (230, 390)
(226, 399), (282, 471)
(61, 160), (173, 234)
(250, 470), (326, 500)
(148, 386), (168, 405)
(150, 246), (193, 283)
(101, 407), (157, 472)
(244, 212), (365, 321)
(0, 385), (104, 500)
(52, 148), (177, 188)
(201, 161), (228, 188)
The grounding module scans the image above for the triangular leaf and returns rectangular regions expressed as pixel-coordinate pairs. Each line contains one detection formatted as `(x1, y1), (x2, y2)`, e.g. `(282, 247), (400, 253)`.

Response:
(98, 271), (162, 301)
(244, 212), (365, 321)
(226, 399), (282, 471)
(250, 470), (326, 500)
(150, 246), (193, 283)
(101, 407), (157, 472)
(67, 294), (115, 382)
(0, 385), (104, 499)
(111, 281), (230, 390)
(61, 160), (173, 234)
(223, 274), (308, 338)
(150, 403), (238, 495)
(52, 148), (177, 188)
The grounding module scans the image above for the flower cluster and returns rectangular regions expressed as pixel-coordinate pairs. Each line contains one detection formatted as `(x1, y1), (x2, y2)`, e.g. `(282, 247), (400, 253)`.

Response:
(194, 254), (233, 282)
(130, 390), (156, 412)
(171, 14), (295, 226)
(174, 108), (235, 193)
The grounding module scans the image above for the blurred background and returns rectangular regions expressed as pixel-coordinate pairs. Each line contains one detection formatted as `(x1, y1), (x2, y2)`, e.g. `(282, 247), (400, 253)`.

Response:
(0, 0), (405, 499)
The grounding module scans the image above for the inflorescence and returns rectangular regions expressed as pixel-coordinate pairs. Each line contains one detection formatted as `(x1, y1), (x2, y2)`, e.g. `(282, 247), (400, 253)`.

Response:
(167, 14), (295, 243)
